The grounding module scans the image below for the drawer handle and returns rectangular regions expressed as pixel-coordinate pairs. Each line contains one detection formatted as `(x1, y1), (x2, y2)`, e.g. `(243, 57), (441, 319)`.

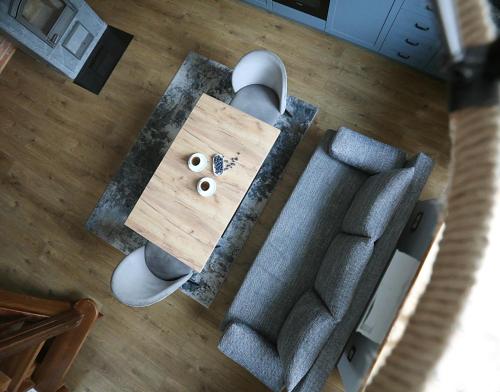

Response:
(50, 33), (59, 44)
(405, 38), (420, 46)
(398, 52), (410, 60)
(415, 22), (430, 31)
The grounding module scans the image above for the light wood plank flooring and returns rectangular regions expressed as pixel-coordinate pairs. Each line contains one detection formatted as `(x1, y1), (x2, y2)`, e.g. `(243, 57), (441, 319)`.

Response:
(0, 0), (449, 391)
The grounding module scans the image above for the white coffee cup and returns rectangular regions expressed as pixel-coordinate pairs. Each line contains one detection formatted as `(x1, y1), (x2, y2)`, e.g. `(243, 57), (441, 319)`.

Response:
(197, 177), (216, 197)
(188, 153), (208, 172)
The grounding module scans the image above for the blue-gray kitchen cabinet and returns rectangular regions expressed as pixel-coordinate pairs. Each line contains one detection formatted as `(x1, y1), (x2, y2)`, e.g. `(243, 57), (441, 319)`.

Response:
(325, 0), (402, 50)
(271, 2), (327, 31)
(242, 0), (271, 10)
(240, 0), (445, 78)
(379, 0), (442, 75)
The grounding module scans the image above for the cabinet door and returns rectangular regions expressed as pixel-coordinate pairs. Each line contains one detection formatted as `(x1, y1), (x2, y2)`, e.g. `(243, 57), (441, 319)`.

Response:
(326, 0), (396, 49)
(425, 49), (447, 80)
(242, 0), (271, 10)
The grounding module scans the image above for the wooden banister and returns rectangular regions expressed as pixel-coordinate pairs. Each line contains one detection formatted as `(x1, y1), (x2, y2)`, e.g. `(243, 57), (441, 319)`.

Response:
(0, 310), (83, 360)
(0, 290), (100, 392)
(18, 379), (35, 392)
(0, 36), (15, 75)
(0, 372), (11, 392)
(0, 290), (71, 319)
(0, 316), (39, 339)
(0, 343), (43, 392)
(33, 300), (99, 392)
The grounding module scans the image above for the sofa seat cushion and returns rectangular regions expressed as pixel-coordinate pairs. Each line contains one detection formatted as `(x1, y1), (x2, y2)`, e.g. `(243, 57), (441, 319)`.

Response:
(277, 290), (336, 391)
(330, 127), (407, 174)
(342, 167), (415, 240)
(222, 131), (368, 343)
(315, 234), (375, 319)
(218, 322), (284, 391)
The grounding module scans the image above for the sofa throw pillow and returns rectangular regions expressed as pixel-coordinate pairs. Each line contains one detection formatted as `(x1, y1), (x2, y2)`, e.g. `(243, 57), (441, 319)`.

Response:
(277, 290), (336, 392)
(342, 167), (415, 240)
(330, 127), (407, 174)
(315, 234), (375, 318)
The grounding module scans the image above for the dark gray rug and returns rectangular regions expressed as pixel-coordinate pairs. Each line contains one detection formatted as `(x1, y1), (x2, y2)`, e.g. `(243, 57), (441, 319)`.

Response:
(86, 52), (318, 307)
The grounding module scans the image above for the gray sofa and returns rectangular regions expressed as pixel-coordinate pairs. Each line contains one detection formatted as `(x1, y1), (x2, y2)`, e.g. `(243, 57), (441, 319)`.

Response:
(219, 127), (433, 392)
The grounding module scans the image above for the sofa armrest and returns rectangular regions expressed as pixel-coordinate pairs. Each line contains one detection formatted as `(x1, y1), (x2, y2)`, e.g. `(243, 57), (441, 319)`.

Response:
(329, 127), (407, 174)
(218, 322), (284, 391)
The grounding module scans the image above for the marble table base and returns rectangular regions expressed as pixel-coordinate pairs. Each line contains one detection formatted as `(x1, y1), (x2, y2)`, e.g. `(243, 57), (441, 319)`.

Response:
(86, 52), (318, 307)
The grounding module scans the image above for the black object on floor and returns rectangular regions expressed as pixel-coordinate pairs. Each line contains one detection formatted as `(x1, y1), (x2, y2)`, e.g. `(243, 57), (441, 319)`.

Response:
(74, 25), (133, 94)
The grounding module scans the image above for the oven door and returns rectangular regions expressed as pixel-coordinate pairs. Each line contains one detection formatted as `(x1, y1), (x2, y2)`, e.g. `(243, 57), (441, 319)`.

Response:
(273, 0), (330, 20)
(11, 0), (76, 47)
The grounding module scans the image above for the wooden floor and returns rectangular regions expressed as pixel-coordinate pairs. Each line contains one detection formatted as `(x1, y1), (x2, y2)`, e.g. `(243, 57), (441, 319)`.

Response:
(0, 0), (449, 391)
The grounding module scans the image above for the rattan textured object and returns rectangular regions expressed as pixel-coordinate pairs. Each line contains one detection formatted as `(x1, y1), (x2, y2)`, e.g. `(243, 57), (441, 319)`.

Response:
(366, 0), (500, 391)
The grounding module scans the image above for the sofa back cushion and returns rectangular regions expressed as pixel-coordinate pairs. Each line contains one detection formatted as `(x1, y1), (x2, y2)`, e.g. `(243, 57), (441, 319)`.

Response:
(342, 167), (415, 240)
(330, 127), (407, 174)
(314, 234), (375, 319)
(222, 130), (369, 343)
(277, 290), (336, 392)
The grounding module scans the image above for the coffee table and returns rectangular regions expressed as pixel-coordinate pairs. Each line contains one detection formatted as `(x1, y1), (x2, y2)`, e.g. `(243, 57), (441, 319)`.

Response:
(86, 52), (319, 306)
(125, 94), (280, 272)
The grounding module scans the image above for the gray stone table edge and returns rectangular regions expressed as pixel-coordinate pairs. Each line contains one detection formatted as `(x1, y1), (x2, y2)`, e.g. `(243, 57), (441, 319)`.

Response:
(86, 51), (319, 307)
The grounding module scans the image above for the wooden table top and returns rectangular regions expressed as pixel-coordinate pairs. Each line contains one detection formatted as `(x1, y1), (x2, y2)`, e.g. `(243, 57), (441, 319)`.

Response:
(125, 94), (280, 272)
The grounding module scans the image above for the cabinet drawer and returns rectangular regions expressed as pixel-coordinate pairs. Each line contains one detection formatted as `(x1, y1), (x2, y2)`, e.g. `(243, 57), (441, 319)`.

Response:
(392, 8), (440, 41)
(384, 28), (439, 58)
(380, 43), (429, 68)
(402, 0), (436, 16)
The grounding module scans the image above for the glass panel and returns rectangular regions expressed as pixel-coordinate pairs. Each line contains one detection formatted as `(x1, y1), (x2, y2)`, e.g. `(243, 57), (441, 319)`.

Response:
(298, 0), (322, 8)
(21, 0), (65, 35)
(275, 0), (329, 19)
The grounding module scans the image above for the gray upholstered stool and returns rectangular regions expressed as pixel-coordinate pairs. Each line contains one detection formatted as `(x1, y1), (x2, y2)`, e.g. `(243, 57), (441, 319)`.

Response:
(231, 84), (281, 125)
(111, 242), (192, 307)
(230, 50), (287, 126)
(144, 242), (192, 281)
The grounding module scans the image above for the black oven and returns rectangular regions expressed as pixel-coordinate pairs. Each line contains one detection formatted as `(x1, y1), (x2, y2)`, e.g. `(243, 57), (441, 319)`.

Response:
(274, 0), (330, 20)
(9, 0), (76, 47)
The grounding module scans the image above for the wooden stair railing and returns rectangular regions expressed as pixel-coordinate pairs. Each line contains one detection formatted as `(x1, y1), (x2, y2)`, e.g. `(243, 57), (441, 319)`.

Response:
(0, 36), (16, 75)
(0, 310), (84, 360)
(0, 371), (11, 392)
(0, 290), (101, 392)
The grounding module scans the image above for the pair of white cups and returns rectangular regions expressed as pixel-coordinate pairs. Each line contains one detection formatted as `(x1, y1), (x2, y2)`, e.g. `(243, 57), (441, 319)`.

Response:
(188, 153), (216, 197)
